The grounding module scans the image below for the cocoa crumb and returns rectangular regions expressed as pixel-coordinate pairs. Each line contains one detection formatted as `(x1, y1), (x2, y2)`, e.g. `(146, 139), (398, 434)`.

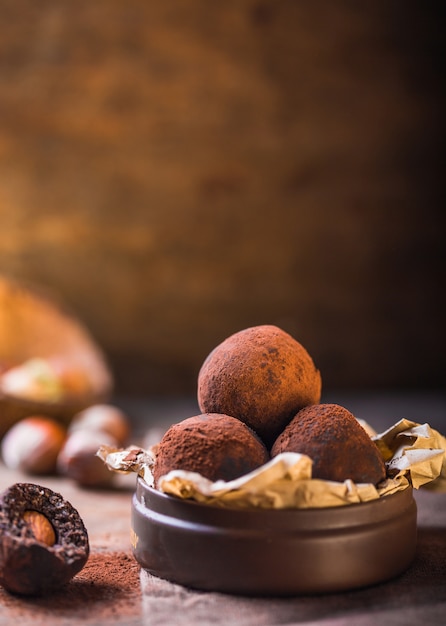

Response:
(123, 449), (143, 463)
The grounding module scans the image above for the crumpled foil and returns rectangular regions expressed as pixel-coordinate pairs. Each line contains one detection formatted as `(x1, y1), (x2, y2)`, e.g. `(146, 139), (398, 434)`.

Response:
(97, 418), (446, 509)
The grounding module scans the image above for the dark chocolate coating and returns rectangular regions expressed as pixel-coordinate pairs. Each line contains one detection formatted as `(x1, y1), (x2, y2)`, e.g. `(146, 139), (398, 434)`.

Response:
(153, 413), (270, 487)
(0, 483), (89, 595)
(197, 325), (322, 448)
(271, 404), (386, 485)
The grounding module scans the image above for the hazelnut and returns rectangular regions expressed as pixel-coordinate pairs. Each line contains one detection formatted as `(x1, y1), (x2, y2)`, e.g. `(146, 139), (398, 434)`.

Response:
(57, 430), (118, 488)
(0, 482), (89, 595)
(1, 416), (66, 475)
(23, 510), (56, 546)
(68, 404), (130, 446)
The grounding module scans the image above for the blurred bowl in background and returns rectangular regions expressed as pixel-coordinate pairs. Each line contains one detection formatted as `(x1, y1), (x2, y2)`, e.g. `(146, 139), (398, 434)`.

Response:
(0, 275), (113, 436)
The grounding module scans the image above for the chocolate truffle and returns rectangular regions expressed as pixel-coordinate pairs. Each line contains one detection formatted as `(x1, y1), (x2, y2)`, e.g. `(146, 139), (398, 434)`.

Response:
(197, 325), (321, 447)
(0, 482), (89, 595)
(153, 413), (269, 487)
(271, 404), (386, 485)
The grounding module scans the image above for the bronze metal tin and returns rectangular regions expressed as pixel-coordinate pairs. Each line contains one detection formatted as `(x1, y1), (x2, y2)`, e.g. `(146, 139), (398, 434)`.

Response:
(132, 476), (417, 596)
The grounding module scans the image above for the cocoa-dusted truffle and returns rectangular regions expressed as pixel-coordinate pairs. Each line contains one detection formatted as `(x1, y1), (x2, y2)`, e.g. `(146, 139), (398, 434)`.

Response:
(0, 482), (89, 595)
(271, 404), (386, 485)
(197, 325), (321, 447)
(153, 413), (269, 487)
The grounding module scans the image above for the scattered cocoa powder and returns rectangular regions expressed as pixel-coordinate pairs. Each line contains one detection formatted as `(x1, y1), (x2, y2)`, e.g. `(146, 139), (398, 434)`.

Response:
(0, 550), (142, 623)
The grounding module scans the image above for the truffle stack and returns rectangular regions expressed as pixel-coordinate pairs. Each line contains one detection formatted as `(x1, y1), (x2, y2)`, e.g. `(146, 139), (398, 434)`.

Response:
(153, 324), (386, 488)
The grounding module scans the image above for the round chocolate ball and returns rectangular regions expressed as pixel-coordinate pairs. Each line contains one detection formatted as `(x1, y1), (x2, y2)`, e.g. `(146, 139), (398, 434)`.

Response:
(271, 403), (387, 485)
(0, 482), (89, 595)
(197, 325), (322, 447)
(153, 413), (269, 487)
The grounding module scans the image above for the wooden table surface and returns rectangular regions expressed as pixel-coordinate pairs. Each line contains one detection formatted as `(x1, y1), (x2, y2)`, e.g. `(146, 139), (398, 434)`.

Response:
(1, 391), (445, 625)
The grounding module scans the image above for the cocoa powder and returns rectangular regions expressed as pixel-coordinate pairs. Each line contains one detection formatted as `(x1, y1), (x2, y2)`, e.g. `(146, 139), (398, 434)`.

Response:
(0, 550), (142, 622)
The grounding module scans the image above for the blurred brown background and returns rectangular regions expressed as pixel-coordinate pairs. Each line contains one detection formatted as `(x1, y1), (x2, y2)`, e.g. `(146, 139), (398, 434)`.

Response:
(1, 1), (444, 396)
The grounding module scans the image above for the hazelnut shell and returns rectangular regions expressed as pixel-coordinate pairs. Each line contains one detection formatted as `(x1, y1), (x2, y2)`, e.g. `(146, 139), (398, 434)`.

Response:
(57, 430), (117, 487)
(68, 404), (130, 446)
(1, 416), (66, 475)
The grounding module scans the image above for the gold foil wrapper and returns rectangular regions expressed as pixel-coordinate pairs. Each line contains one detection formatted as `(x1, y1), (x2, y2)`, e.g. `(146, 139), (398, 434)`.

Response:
(98, 419), (446, 509)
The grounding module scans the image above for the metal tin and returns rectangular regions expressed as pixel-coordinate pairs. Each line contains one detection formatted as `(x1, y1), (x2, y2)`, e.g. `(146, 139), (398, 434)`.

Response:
(132, 477), (417, 596)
